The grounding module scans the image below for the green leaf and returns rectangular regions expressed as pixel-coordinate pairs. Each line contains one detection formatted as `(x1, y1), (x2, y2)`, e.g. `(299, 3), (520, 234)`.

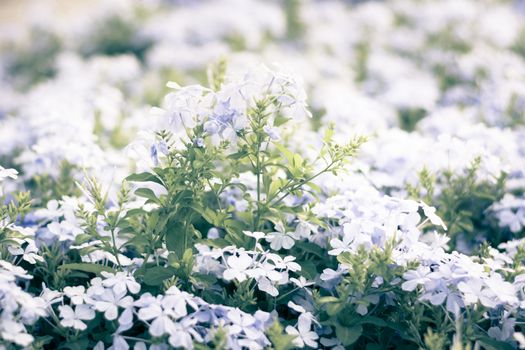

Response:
(126, 172), (164, 185)
(336, 324), (362, 346)
(191, 273), (217, 287)
(124, 235), (150, 249)
(323, 124), (335, 144)
(296, 241), (325, 258)
(478, 337), (515, 350)
(326, 302), (344, 316)
(227, 149), (249, 160)
(182, 248), (193, 264)
(357, 316), (387, 327)
(74, 234), (93, 244)
(299, 260), (318, 280)
(165, 221), (188, 259)
(126, 208), (147, 217)
(135, 188), (162, 205)
(59, 263), (115, 275)
(337, 252), (353, 266)
(198, 238), (231, 248)
(268, 178), (287, 198)
(318, 296), (339, 304)
(274, 143), (294, 164)
(171, 190), (194, 206)
(143, 266), (177, 286)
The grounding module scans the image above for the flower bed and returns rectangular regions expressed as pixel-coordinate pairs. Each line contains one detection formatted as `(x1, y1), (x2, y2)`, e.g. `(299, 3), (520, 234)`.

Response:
(1, 1), (525, 349)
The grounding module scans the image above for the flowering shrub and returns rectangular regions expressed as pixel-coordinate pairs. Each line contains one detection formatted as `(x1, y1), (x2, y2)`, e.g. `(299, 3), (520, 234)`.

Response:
(2, 0), (525, 349)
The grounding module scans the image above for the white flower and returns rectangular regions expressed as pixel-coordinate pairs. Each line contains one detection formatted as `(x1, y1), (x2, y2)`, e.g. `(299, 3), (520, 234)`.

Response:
(137, 291), (190, 339)
(63, 286), (87, 305)
(117, 307), (134, 333)
(134, 342), (147, 350)
(457, 279), (498, 308)
(41, 284), (63, 306)
(93, 289), (133, 321)
(46, 221), (82, 242)
(0, 260), (33, 280)
(223, 252), (253, 282)
(263, 125), (280, 140)
(288, 301), (306, 314)
(243, 230), (267, 241)
(167, 320), (198, 349)
(58, 304), (95, 330)
(110, 335), (130, 350)
(246, 263), (282, 282)
(162, 294), (190, 319)
(285, 313), (319, 348)
(320, 337), (345, 350)
(266, 223), (298, 250)
(420, 202), (447, 230)
(269, 255), (301, 272)
(401, 267), (431, 292)
(320, 268), (344, 282)
(257, 276), (279, 296)
(0, 166), (18, 181)
(34, 199), (62, 220)
(329, 222), (360, 255)
(228, 308), (256, 335)
(294, 221), (316, 239)
(7, 239), (44, 264)
(138, 300), (175, 337)
(514, 332), (525, 349)
(87, 277), (106, 298)
(101, 271), (141, 295)
(290, 276), (314, 288)
(0, 319), (33, 346)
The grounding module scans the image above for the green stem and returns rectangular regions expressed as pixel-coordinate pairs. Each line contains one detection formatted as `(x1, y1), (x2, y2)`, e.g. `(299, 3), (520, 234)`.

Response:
(254, 140), (262, 231)
(270, 160), (337, 206)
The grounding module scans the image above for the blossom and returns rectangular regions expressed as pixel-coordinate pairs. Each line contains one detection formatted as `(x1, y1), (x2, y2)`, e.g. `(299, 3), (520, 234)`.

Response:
(58, 304), (95, 330)
(0, 260), (33, 280)
(263, 125), (280, 140)
(167, 320), (197, 349)
(0, 166), (18, 181)
(228, 308), (256, 335)
(93, 289), (134, 321)
(514, 332), (525, 349)
(223, 252), (253, 282)
(285, 313), (319, 348)
(294, 221), (316, 239)
(243, 230), (267, 241)
(257, 276), (279, 296)
(328, 222), (361, 255)
(101, 271), (141, 295)
(63, 286), (87, 305)
(7, 239), (44, 264)
(320, 337), (345, 350)
(457, 279), (503, 308)
(0, 319), (34, 347)
(288, 301), (306, 313)
(138, 300), (175, 337)
(265, 223), (298, 250)
(401, 267), (431, 292)
(420, 202), (447, 230)
(46, 220), (82, 242)
(290, 276), (314, 289)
